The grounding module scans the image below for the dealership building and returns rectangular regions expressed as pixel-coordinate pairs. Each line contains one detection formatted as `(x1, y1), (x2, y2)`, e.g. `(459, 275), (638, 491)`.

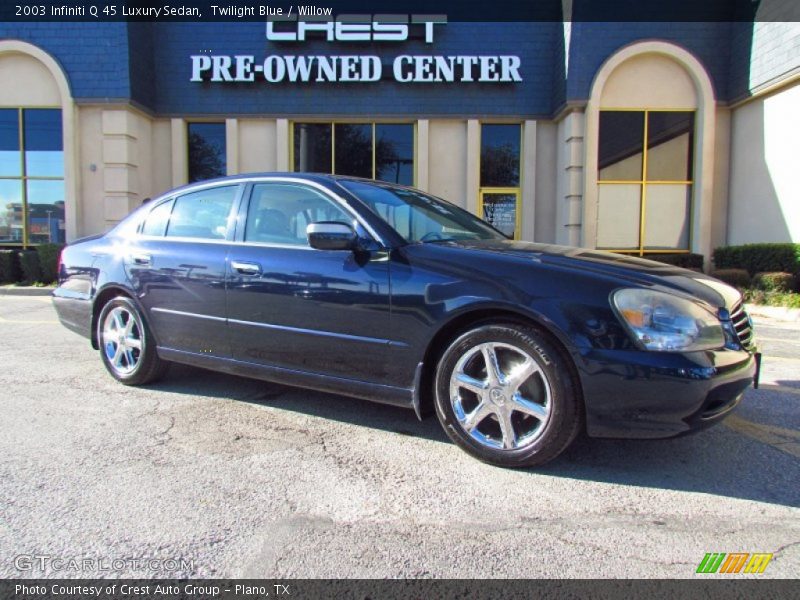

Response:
(0, 6), (798, 266)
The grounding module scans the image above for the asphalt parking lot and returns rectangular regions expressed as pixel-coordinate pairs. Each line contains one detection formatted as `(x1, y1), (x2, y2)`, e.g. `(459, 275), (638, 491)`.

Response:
(0, 295), (798, 578)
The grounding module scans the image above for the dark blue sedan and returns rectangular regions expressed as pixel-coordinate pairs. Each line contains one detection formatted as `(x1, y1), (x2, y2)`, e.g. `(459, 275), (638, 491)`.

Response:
(53, 174), (758, 467)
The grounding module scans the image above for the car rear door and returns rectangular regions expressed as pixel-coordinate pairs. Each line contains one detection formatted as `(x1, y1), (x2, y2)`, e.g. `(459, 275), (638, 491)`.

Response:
(225, 179), (392, 384)
(125, 183), (242, 357)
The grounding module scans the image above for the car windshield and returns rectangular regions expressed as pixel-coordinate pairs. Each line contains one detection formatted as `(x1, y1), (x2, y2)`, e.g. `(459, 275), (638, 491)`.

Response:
(339, 180), (506, 243)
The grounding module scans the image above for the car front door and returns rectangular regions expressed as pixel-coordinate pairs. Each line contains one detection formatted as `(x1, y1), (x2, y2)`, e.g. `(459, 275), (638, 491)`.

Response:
(125, 184), (241, 357)
(225, 180), (392, 384)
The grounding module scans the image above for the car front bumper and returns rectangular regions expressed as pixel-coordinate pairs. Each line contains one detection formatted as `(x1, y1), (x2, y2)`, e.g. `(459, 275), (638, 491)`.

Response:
(578, 347), (757, 439)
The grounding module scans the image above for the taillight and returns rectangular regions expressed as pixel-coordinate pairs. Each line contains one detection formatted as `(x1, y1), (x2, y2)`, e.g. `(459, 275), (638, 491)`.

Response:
(56, 248), (64, 281)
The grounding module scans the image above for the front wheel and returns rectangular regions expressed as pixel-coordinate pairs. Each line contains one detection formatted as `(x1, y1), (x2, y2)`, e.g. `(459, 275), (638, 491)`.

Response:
(97, 296), (168, 385)
(434, 323), (581, 468)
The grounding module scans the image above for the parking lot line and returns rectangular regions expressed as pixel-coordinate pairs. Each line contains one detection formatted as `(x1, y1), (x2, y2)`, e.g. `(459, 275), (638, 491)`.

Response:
(724, 415), (800, 460)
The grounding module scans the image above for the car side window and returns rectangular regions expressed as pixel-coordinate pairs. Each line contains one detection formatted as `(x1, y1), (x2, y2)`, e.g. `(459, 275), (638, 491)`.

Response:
(164, 186), (237, 240)
(141, 199), (174, 237)
(245, 183), (352, 246)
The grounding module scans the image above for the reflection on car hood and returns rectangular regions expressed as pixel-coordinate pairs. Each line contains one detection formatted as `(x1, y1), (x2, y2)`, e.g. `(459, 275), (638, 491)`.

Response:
(433, 239), (742, 310)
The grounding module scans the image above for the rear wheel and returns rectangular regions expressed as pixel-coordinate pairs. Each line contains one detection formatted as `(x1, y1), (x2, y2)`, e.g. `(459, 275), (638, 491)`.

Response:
(97, 296), (168, 385)
(434, 323), (581, 468)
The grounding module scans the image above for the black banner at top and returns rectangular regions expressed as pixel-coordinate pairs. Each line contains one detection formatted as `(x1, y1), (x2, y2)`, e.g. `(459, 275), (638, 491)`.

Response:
(2, 0), (797, 23)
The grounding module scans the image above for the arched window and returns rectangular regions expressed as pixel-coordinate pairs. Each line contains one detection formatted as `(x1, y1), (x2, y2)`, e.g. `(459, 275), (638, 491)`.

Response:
(584, 42), (716, 263)
(0, 41), (74, 246)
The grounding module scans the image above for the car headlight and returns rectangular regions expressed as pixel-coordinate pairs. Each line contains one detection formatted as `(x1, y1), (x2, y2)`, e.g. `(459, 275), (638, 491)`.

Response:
(612, 288), (725, 352)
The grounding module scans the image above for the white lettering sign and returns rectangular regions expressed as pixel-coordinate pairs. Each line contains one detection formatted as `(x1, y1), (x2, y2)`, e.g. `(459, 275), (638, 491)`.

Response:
(190, 16), (522, 85)
(265, 14), (446, 43)
(190, 54), (522, 83)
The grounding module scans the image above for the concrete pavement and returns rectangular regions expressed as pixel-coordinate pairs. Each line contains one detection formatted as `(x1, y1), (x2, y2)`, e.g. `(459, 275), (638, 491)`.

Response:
(0, 296), (797, 578)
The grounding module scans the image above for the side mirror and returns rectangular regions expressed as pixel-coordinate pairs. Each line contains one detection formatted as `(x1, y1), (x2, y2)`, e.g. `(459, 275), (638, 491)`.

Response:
(306, 221), (358, 251)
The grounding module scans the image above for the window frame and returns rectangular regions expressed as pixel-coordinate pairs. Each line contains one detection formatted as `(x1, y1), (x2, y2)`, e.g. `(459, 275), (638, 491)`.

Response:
(290, 120), (417, 186)
(479, 121), (523, 240)
(235, 177), (386, 249)
(136, 182), (243, 244)
(186, 121), (227, 184)
(597, 107), (696, 256)
(477, 188), (521, 241)
(242, 180), (355, 248)
(0, 106), (65, 247)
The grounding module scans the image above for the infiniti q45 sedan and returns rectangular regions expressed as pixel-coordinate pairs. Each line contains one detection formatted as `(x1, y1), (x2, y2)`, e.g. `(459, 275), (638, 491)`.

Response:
(53, 174), (759, 467)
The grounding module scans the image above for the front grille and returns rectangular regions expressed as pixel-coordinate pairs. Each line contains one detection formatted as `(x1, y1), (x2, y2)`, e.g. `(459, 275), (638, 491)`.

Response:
(730, 301), (754, 348)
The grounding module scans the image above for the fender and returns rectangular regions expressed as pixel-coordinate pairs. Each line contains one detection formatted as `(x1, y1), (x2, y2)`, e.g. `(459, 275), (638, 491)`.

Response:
(421, 299), (582, 366)
(90, 282), (157, 350)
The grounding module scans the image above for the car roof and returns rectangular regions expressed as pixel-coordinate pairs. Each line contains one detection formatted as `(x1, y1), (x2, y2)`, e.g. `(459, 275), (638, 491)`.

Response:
(165, 172), (380, 195)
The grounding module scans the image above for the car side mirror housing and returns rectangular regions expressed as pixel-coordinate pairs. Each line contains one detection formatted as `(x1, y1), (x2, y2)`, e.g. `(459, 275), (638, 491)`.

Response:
(306, 221), (358, 251)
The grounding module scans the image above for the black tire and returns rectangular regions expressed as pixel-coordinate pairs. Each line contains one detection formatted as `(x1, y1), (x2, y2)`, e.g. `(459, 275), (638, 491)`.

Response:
(97, 296), (169, 385)
(433, 322), (581, 468)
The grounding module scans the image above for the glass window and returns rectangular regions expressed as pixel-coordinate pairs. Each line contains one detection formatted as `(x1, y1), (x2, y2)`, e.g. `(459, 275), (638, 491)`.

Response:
(0, 109), (20, 177)
(141, 199), (175, 237)
(480, 124), (520, 187)
(597, 110), (695, 254)
(188, 123), (226, 183)
(341, 180), (504, 244)
(0, 109), (65, 246)
(596, 184), (641, 250)
(0, 179), (23, 243)
(293, 123), (332, 173)
(643, 184), (691, 250)
(245, 182), (351, 246)
(334, 124), (372, 178)
(646, 112), (694, 181)
(376, 124), (414, 185)
(293, 122), (415, 184)
(481, 192), (518, 238)
(24, 109), (63, 177)
(165, 185), (237, 240)
(598, 112), (644, 181)
(26, 179), (65, 244)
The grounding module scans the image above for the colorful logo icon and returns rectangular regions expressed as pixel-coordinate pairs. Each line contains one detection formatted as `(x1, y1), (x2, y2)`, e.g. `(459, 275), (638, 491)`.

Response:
(696, 553), (773, 574)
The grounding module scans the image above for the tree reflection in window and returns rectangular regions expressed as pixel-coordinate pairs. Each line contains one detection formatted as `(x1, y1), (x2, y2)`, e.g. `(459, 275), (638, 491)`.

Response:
(188, 123), (226, 183)
(376, 124), (413, 185)
(293, 122), (414, 185)
(335, 124), (371, 178)
(480, 124), (520, 187)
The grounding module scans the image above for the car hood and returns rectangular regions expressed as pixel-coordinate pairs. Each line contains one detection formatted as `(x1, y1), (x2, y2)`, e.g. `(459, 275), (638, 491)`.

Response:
(427, 239), (742, 310)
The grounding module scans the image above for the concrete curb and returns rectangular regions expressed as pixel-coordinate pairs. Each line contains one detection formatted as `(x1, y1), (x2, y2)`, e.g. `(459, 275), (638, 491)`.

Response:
(0, 286), (55, 297)
(746, 303), (800, 323)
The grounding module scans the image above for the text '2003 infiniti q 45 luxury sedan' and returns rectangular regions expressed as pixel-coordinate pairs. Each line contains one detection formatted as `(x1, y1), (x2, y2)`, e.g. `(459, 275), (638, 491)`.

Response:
(53, 174), (760, 467)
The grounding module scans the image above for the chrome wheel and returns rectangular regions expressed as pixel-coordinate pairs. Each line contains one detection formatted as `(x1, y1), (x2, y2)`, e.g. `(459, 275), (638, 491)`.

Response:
(101, 306), (143, 376)
(449, 341), (552, 451)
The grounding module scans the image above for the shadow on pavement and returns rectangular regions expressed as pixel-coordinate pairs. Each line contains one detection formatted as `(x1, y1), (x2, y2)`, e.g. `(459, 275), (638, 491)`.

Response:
(149, 364), (800, 509)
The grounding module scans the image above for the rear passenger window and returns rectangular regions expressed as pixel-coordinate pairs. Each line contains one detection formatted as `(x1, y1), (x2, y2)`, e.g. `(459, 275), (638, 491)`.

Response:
(141, 199), (174, 237)
(165, 186), (237, 240)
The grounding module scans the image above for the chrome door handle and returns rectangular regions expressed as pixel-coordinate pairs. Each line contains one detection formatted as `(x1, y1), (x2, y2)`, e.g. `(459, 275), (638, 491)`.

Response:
(131, 253), (152, 265)
(231, 260), (262, 276)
